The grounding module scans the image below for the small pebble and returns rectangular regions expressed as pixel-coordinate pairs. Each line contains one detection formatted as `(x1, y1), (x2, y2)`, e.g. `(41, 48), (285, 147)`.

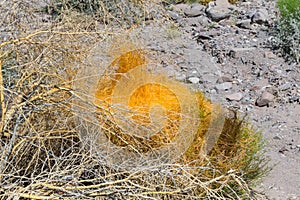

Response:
(215, 82), (233, 91)
(256, 91), (275, 107)
(273, 135), (282, 140)
(188, 77), (200, 84)
(226, 92), (244, 101)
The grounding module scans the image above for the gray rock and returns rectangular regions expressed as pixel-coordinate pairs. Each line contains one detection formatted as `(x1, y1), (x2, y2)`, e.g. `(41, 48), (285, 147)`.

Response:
(279, 146), (288, 154)
(180, 17), (201, 27)
(279, 83), (291, 91)
(273, 135), (282, 140)
(236, 19), (252, 29)
(206, 9), (231, 22)
(289, 96), (299, 103)
(241, 96), (251, 105)
(217, 76), (232, 83)
(202, 74), (218, 83)
(175, 72), (186, 82)
(264, 51), (277, 59)
(167, 11), (182, 21)
(251, 9), (268, 24)
(210, 89), (217, 94)
(181, 16), (210, 27)
(170, 3), (189, 13)
(188, 77), (200, 84)
(184, 3), (205, 17)
(226, 92), (244, 101)
(215, 82), (232, 91)
(206, 0), (231, 22)
(256, 91), (275, 107)
(198, 16), (210, 26)
(228, 47), (257, 58)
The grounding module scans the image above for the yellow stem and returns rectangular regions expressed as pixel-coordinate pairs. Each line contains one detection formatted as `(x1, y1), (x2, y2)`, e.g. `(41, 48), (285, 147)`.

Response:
(0, 59), (5, 135)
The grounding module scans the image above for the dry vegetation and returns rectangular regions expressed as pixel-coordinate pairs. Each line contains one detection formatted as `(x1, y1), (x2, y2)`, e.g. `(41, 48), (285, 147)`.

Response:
(0, 0), (269, 199)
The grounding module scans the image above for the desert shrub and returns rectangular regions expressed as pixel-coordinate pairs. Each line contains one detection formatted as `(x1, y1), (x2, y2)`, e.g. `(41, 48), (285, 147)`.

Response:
(276, 0), (300, 63)
(45, 0), (157, 27)
(46, 0), (102, 15)
(182, 93), (270, 192)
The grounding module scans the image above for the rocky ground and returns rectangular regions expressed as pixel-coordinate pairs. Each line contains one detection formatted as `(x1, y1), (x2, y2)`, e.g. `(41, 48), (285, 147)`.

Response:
(158, 0), (300, 199)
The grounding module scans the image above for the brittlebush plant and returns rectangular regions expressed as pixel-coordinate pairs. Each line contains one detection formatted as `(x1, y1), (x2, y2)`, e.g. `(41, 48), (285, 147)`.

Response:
(182, 92), (270, 187)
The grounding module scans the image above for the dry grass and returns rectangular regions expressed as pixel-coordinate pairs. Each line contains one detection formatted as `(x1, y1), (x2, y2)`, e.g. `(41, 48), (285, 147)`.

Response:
(0, 0), (268, 199)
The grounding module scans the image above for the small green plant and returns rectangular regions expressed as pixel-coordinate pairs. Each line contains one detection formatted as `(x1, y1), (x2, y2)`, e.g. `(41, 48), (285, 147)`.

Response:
(165, 23), (181, 39)
(276, 0), (300, 63)
(277, 0), (300, 19)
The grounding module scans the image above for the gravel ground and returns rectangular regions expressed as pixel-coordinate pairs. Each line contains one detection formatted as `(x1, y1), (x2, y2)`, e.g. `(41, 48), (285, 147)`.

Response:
(158, 0), (300, 199)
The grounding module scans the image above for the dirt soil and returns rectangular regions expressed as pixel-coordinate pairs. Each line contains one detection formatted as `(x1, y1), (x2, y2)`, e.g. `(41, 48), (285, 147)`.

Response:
(155, 0), (300, 199)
